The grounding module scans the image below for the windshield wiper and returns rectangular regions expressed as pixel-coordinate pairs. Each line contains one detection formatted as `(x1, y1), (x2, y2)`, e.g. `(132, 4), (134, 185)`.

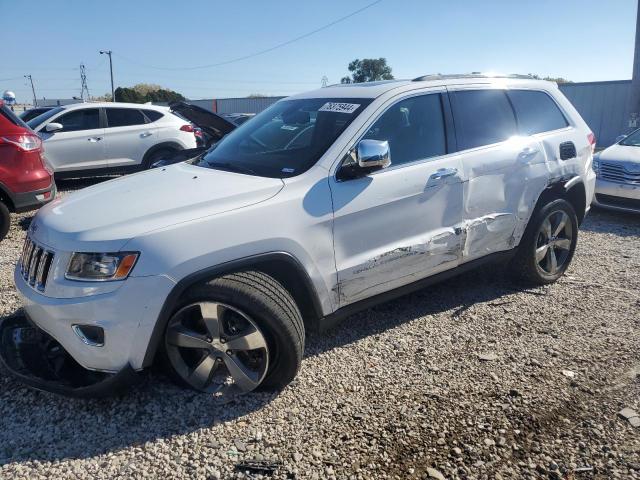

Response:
(206, 161), (257, 176)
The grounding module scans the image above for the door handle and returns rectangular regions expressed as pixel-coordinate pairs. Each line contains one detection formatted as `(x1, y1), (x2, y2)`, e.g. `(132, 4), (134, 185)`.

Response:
(519, 147), (539, 158)
(87, 137), (103, 142)
(430, 167), (458, 181)
(140, 131), (153, 138)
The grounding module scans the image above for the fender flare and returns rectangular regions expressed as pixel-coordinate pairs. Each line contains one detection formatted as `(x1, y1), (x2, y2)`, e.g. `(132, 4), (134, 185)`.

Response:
(141, 251), (323, 368)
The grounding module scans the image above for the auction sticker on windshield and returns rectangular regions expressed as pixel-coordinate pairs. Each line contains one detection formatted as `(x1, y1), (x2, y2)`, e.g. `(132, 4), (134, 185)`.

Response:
(319, 102), (361, 114)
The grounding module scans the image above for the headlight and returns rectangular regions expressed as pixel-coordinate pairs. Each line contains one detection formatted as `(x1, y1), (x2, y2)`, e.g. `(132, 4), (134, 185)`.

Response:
(66, 252), (139, 281)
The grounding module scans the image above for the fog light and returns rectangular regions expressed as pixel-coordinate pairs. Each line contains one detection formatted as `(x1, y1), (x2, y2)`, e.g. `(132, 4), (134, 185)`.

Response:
(72, 325), (104, 347)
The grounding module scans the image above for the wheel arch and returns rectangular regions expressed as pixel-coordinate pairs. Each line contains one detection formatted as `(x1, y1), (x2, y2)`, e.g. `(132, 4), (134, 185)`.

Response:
(141, 141), (184, 167)
(0, 182), (16, 212)
(141, 252), (323, 368)
(535, 176), (587, 225)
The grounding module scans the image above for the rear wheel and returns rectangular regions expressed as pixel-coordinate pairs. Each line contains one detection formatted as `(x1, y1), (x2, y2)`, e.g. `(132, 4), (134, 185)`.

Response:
(510, 198), (578, 285)
(163, 271), (304, 396)
(143, 148), (175, 169)
(0, 201), (10, 242)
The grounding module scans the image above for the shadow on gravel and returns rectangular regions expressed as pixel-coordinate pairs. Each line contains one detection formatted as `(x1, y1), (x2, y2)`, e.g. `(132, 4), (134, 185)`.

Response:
(0, 264), (532, 466)
(580, 207), (640, 237)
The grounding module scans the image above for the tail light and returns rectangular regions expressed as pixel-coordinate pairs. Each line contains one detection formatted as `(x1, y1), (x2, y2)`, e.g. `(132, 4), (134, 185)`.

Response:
(0, 134), (42, 152)
(587, 132), (596, 153)
(180, 124), (194, 132)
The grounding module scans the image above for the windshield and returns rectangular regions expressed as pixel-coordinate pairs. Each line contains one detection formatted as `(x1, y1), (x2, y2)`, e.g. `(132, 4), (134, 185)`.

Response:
(197, 98), (372, 178)
(619, 128), (640, 146)
(27, 107), (64, 129)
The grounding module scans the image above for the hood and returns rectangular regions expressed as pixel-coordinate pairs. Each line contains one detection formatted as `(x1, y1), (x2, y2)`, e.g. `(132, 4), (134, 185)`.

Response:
(169, 101), (236, 142)
(31, 163), (284, 252)
(598, 143), (640, 164)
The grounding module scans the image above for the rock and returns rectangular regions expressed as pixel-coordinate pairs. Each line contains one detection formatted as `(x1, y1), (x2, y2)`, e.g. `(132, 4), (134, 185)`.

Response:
(484, 438), (496, 447)
(234, 439), (247, 452)
(562, 370), (576, 378)
(436, 438), (446, 446)
(426, 467), (446, 480)
(618, 408), (638, 420)
(293, 452), (303, 462)
(452, 447), (462, 456)
(629, 417), (640, 428)
(478, 353), (498, 361)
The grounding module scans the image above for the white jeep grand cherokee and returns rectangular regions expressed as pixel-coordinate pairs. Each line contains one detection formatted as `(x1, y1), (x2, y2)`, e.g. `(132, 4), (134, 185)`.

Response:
(1, 75), (596, 397)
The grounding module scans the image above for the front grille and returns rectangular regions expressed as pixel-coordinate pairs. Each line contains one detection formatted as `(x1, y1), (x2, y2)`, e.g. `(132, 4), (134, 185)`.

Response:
(600, 162), (640, 185)
(20, 237), (54, 292)
(596, 194), (640, 211)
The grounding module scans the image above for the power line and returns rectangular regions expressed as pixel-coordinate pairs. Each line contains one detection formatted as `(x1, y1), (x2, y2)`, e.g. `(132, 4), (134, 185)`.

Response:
(114, 0), (384, 71)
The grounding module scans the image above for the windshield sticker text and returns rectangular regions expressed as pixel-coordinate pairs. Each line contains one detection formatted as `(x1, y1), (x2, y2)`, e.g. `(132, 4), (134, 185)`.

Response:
(319, 102), (361, 114)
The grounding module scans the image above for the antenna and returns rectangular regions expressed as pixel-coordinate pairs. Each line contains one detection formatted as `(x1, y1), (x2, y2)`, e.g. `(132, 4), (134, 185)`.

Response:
(80, 63), (90, 101)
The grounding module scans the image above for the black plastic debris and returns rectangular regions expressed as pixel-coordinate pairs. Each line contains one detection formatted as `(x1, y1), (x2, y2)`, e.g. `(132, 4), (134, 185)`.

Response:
(234, 459), (283, 476)
(0, 314), (137, 398)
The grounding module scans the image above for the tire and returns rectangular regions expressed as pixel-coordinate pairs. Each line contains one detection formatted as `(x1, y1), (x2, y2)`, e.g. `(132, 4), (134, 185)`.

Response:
(163, 271), (304, 394)
(143, 148), (175, 169)
(0, 201), (10, 243)
(510, 198), (578, 285)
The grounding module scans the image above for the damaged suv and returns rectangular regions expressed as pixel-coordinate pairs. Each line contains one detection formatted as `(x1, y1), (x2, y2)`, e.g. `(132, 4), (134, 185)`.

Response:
(1, 75), (596, 397)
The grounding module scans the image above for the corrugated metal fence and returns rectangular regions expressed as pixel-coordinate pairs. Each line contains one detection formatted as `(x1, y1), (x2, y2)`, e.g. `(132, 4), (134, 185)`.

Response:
(559, 80), (631, 148)
(190, 97), (284, 114)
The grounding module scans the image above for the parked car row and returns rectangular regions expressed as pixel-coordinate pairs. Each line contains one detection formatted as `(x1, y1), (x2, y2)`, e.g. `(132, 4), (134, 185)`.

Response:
(0, 75), (599, 397)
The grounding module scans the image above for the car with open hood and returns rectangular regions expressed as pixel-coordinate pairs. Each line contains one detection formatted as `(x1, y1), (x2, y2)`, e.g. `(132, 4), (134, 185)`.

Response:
(0, 75), (595, 398)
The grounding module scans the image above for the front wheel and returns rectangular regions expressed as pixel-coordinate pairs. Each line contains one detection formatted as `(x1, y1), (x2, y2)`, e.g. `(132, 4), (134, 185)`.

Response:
(163, 271), (304, 396)
(510, 198), (578, 285)
(0, 201), (10, 242)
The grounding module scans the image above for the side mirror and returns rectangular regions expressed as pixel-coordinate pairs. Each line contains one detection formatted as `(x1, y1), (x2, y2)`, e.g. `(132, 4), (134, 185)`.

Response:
(616, 134), (627, 143)
(45, 122), (63, 133)
(357, 139), (391, 170)
(337, 139), (391, 181)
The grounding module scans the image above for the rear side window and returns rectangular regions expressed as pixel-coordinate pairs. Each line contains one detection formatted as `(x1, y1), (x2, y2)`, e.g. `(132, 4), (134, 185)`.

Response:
(363, 93), (446, 166)
(451, 90), (517, 150)
(106, 108), (146, 127)
(508, 90), (568, 135)
(56, 109), (100, 132)
(142, 109), (163, 122)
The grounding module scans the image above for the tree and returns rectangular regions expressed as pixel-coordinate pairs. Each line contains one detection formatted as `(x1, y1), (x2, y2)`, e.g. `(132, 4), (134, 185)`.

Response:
(341, 58), (394, 84)
(528, 74), (573, 84)
(247, 93), (267, 98)
(114, 84), (185, 103)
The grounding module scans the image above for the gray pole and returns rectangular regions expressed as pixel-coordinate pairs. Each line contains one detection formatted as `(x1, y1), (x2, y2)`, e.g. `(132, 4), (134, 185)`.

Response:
(629, 0), (640, 129)
(24, 75), (36, 106)
(100, 50), (115, 102)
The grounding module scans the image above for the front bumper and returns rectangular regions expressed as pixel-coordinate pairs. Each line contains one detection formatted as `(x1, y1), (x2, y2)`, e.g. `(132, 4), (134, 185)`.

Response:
(592, 177), (640, 213)
(0, 314), (137, 397)
(14, 267), (176, 373)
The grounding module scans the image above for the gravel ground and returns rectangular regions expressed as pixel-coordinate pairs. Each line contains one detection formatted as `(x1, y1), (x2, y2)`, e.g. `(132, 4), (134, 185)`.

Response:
(0, 180), (639, 480)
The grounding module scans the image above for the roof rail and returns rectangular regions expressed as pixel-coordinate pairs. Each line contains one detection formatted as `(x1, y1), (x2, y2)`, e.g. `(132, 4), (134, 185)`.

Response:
(412, 73), (535, 82)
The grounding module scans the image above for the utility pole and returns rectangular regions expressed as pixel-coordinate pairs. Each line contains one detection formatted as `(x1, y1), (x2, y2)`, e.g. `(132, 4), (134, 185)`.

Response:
(80, 63), (90, 101)
(629, 0), (640, 129)
(24, 75), (36, 106)
(99, 50), (115, 101)
(321, 75), (329, 87)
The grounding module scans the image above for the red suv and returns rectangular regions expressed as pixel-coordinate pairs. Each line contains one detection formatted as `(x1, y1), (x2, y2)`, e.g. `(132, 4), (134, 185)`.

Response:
(0, 101), (55, 241)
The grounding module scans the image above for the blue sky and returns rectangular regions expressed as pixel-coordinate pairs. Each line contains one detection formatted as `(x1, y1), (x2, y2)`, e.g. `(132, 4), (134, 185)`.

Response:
(1, 0), (637, 103)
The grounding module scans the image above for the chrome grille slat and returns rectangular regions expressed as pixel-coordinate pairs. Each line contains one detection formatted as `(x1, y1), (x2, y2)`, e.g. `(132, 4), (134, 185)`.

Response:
(20, 236), (55, 292)
(600, 162), (640, 184)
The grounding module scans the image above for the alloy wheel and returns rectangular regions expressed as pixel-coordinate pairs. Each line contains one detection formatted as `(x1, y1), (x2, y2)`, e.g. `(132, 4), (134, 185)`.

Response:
(535, 210), (573, 276)
(165, 301), (269, 395)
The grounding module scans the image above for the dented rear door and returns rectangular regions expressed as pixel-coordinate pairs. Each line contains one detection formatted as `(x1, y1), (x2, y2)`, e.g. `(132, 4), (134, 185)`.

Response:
(448, 87), (548, 262)
(330, 90), (464, 306)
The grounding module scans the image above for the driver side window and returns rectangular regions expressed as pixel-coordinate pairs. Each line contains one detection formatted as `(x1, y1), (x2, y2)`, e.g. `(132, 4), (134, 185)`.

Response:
(54, 109), (100, 133)
(363, 94), (446, 166)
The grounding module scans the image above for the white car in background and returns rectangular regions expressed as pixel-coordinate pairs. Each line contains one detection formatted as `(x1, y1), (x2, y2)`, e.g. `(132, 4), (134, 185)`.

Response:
(27, 103), (198, 176)
(592, 129), (640, 213)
